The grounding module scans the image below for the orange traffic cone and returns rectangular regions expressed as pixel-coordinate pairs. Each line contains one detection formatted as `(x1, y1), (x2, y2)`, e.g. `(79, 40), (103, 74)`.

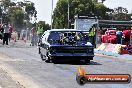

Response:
(77, 66), (86, 76)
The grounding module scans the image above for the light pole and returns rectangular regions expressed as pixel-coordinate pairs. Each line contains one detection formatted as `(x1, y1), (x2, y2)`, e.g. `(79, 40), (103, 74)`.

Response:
(68, 0), (70, 28)
(51, 0), (53, 29)
(0, 1), (2, 25)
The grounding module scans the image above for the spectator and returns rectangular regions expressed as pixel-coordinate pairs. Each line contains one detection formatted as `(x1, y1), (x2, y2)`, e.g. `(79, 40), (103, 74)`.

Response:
(8, 25), (13, 41)
(3, 25), (9, 45)
(122, 29), (131, 45)
(0, 25), (4, 40)
(30, 27), (37, 46)
(17, 30), (21, 40)
(116, 30), (122, 44)
(26, 28), (30, 40)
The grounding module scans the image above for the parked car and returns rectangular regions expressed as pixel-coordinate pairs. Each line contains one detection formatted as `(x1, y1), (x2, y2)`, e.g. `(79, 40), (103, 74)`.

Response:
(101, 30), (117, 44)
(39, 29), (94, 63)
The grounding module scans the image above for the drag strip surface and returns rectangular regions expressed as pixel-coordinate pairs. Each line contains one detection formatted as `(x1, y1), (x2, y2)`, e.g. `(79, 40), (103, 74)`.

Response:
(0, 47), (132, 88)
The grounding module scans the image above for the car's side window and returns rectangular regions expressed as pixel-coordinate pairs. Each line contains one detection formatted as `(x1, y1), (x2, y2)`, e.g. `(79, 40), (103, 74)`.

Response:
(45, 32), (50, 42)
(42, 32), (49, 43)
(48, 32), (59, 41)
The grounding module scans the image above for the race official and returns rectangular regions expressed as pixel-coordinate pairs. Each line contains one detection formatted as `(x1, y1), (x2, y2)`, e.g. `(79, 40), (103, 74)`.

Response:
(37, 25), (44, 45)
(88, 27), (96, 46)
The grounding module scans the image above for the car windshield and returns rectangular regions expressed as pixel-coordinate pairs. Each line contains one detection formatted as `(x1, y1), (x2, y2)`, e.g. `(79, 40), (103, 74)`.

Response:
(48, 31), (86, 45)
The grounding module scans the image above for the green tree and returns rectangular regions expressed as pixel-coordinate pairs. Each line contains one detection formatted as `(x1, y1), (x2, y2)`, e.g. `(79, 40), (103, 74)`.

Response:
(53, 0), (110, 29)
(53, 0), (68, 28)
(0, 0), (38, 30)
(112, 7), (129, 21)
(37, 21), (50, 31)
(8, 7), (24, 29)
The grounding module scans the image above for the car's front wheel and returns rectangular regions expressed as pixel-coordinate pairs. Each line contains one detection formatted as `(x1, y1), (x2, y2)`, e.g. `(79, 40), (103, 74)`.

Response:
(52, 57), (57, 63)
(45, 52), (51, 63)
(45, 56), (51, 63)
(40, 53), (45, 61)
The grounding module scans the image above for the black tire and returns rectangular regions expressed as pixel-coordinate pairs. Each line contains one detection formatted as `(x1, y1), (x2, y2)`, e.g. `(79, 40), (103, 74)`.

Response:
(85, 60), (90, 64)
(45, 52), (51, 63)
(52, 59), (57, 63)
(45, 56), (51, 63)
(40, 53), (45, 61)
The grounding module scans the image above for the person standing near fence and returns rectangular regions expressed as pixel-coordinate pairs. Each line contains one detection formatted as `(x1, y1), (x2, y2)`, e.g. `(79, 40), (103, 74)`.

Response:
(3, 24), (9, 45)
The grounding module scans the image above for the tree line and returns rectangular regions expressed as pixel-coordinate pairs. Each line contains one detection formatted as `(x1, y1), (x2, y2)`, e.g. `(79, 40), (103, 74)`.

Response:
(0, 0), (50, 31)
(1, 0), (131, 31)
(53, 0), (132, 29)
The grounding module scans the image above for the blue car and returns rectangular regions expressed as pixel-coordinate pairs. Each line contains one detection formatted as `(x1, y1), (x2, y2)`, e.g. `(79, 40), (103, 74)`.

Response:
(39, 29), (94, 63)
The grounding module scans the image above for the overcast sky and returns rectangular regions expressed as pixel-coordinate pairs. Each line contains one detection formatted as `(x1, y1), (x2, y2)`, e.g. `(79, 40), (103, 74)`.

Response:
(28, 0), (132, 25)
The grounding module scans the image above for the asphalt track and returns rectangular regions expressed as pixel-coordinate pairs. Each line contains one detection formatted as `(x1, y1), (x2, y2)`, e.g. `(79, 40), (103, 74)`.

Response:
(0, 40), (132, 88)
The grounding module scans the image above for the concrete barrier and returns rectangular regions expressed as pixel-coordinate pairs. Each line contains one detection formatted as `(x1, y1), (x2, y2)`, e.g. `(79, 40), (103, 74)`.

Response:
(96, 43), (121, 54)
(113, 44), (122, 54)
(96, 43), (108, 51)
(104, 44), (115, 52)
(96, 43), (132, 55)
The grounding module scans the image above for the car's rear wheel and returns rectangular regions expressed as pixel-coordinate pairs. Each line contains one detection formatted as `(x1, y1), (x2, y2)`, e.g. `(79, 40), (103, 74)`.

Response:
(85, 60), (90, 64)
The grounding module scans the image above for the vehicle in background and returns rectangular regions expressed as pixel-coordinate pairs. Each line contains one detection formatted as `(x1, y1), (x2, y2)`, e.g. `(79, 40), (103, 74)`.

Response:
(101, 29), (117, 44)
(38, 29), (94, 63)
